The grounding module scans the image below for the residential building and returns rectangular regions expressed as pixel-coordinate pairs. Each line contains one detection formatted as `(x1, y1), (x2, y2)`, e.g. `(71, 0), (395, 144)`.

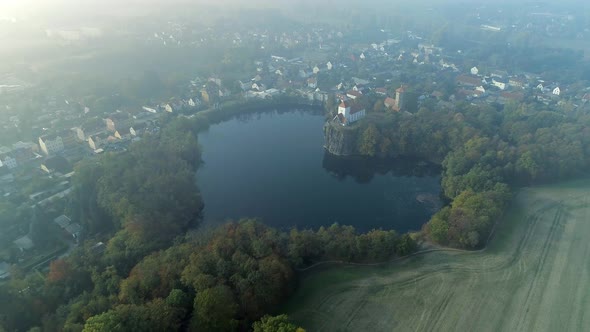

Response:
(130, 123), (147, 137)
(384, 97), (397, 110)
(38, 135), (64, 156)
(346, 90), (362, 100)
(553, 87), (561, 96)
(115, 127), (132, 140)
(0, 155), (17, 169)
(88, 133), (112, 150)
(106, 113), (132, 132)
(456, 75), (482, 87)
(13, 235), (34, 251)
(375, 88), (387, 96)
(509, 77), (526, 89)
(307, 77), (318, 89)
(41, 155), (72, 174)
(492, 78), (507, 90)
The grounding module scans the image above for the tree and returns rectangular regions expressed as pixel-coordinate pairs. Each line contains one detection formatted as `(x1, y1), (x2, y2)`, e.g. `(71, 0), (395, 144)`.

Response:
(358, 124), (380, 157)
(47, 260), (72, 283)
(191, 285), (238, 332)
(252, 315), (305, 332)
(83, 300), (182, 332)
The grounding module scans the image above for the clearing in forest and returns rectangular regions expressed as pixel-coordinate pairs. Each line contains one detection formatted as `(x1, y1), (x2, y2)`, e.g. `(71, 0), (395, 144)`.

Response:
(285, 180), (590, 331)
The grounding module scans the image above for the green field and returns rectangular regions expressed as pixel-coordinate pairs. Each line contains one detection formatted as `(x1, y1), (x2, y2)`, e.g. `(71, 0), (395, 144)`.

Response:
(285, 180), (590, 331)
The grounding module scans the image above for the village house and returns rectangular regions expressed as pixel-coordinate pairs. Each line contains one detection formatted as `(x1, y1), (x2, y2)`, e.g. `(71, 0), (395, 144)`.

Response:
(105, 112), (132, 132)
(492, 78), (507, 90)
(41, 155), (72, 175)
(53, 215), (82, 241)
(38, 135), (64, 156)
(0, 155), (17, 169)
(509, 77), (526, 89)
(88, 132), (114, 150)
(456, 75), (482, 87)
(375, 87), (387, 96)
(130, 123), (147, 137)
(114, 127), (132, 140)
(75, 120), (104, 142)
(384, 97), (396, 109)
(346, 90), (362, 100)
(307, 77), (318, 89)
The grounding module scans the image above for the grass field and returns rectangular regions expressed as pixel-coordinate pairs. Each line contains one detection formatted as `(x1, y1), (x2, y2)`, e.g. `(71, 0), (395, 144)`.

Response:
(284, 180), (590, 331)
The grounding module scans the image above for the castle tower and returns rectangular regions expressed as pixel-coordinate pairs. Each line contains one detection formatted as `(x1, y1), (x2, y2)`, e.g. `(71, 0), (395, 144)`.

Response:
(338, 101), (350, 119)
(395, 86), (406, 111)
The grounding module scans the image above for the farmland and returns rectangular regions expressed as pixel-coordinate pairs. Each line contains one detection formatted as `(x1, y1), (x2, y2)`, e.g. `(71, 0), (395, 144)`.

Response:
(285, 180), (590, 331)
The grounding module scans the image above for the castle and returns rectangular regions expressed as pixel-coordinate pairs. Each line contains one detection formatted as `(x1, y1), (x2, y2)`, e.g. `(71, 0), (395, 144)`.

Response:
(334, 100), (366, 126)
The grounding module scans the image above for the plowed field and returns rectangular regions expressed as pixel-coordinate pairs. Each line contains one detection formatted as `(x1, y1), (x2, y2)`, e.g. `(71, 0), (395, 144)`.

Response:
(285, 181), (590, 331)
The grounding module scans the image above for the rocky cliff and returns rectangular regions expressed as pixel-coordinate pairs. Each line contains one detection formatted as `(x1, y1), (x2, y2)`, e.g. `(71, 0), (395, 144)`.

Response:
(323, 121), (360, 156)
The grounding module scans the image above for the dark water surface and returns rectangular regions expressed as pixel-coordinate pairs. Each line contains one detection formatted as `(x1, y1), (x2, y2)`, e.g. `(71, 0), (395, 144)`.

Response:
(196, 110), (441, 233)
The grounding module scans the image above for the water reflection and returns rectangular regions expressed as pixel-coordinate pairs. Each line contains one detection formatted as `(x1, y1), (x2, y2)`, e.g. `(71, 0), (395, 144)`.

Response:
(322, 151), (441, 183)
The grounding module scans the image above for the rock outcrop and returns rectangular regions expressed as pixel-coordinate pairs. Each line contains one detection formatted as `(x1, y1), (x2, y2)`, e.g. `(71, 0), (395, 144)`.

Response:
(323, 121), (360, 156)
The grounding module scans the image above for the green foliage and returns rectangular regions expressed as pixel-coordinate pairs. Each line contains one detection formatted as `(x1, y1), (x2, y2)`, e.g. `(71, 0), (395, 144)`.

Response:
(252, 315), (304, 332)
(82, 299), (183, 332)
(427, 185), (511, 249)
(191, 285), (238, 332)
(358, 124), (380, 157)
(182, 221), (295, 323)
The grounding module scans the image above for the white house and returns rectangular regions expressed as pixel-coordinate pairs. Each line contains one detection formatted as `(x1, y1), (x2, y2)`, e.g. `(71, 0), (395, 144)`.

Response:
(307, 77), (317, 89)
(188, 98), (196, 107)
(553, 87), (561, 96)
(326, 61), (333, 70)
(492, 79), (507, 90)
(476, 86), (486, 94)
(38, 136), (64, 156)
(313, 66), (320, 74)
(360, 52), (366, 60)
(142, 106), (158, 113)
(537, 83), (544, 91)
(88, 133), (111, 150)
(164, 104), (173, 113)
(0, 156), (17, 169)
(471, 66), (479, 75)
(346, 90), (362, 100)
(335, 101), (366, 126)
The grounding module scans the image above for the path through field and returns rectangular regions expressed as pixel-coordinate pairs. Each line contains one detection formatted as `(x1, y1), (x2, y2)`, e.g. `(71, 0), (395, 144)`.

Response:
(285, 181), (590, 331)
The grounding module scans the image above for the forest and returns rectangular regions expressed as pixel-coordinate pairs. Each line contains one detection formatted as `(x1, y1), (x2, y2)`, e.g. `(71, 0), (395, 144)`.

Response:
(355, 100), (590, 248)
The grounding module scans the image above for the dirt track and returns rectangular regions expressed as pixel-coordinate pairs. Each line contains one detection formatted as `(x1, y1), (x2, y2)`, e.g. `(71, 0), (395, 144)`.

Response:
(286, 182), (590, 331)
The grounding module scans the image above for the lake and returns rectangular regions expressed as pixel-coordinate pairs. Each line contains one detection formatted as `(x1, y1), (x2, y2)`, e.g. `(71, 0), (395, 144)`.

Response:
(196, 109), (442, 233)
